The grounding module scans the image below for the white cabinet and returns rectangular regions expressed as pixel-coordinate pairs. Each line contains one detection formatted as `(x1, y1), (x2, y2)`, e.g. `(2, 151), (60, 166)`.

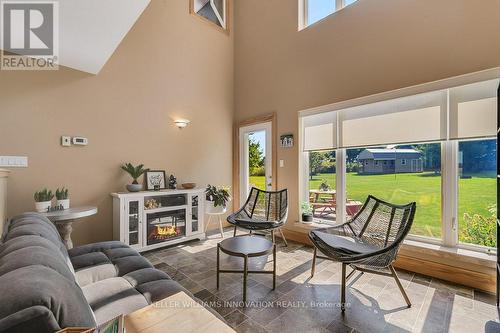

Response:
(112, 189), (205, 252)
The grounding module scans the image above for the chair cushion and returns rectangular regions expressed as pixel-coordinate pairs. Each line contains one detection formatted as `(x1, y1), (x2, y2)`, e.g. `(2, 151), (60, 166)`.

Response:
(310, 230), (378, 255)
(230, 218), (284, 230)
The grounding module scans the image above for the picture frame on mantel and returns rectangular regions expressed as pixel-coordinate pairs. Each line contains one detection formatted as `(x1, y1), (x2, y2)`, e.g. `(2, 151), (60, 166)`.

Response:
(190, 0), (230, 34)
(145, 170), (167, 191)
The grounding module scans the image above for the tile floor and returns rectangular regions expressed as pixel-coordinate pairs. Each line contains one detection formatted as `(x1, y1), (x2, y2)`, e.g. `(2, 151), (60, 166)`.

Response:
(143, 229), (499, 333)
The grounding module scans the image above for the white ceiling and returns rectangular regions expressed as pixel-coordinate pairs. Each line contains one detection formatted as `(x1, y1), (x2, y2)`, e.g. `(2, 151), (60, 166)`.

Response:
(59, 0), (150, 74)
(0, 0), (150, 74)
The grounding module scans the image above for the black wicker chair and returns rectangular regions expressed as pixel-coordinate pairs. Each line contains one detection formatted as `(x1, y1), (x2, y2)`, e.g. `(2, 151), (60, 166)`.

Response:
(309, 195), (416, 312)
(227, 187), (288, 246)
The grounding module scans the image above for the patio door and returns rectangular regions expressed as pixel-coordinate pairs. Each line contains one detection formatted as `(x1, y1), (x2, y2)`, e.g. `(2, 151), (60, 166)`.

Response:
(239, 121), (273, 205)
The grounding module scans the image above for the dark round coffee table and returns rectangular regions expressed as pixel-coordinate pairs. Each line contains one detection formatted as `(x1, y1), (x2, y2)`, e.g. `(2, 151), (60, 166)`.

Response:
(217, 235), (276, 303)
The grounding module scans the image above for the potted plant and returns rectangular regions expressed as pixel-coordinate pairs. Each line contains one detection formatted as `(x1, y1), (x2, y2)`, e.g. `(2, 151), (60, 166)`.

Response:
(56, 187), (70, 209)
(301, 202), (313, 223)
(34, 188), (54, 212)
(205, 185), (231, 214)
(121, 163), (149, 192)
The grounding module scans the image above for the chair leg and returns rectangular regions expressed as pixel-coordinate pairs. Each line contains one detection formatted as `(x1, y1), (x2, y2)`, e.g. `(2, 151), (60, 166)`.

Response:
(271, 230), (275, 243)
(311, 247), (317, 278)
(389, 265), (411, 308)
(341, 263), (346, 313)
(279, 228), (288, 247)
(233, 226), (237, 237)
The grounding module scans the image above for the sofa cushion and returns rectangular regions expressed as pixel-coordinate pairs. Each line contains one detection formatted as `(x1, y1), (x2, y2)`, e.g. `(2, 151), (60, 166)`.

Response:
(0, 245), (75, 282)
(0, 266), (96, 332)
(123, 268), (170, 287)
(69, 241), (153, 287)
(136, 279), (188, 303)
(3, 213), (74, 274)
(82, 277), (149, 324)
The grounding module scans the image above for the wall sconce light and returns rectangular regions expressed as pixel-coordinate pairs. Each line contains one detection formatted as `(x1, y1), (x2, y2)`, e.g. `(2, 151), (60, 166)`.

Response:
(174, 119), (190, 129)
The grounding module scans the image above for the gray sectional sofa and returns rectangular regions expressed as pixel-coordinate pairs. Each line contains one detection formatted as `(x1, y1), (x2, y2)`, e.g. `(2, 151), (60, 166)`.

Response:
(0, 213), (211, 333)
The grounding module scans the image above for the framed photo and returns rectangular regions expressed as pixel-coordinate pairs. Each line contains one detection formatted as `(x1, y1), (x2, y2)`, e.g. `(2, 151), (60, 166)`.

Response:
(145, 170), (167, 191)
(190, 0), (229, 33)
(280, 134), (294, 148)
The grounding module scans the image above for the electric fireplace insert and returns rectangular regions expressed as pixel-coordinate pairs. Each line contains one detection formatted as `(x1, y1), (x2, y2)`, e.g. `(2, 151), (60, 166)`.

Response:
(146, 209), (186, 246)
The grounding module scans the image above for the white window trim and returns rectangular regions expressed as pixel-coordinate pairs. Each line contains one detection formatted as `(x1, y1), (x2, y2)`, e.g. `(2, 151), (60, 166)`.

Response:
(298, 67), (500, 254)
(299, 0), (354, 30)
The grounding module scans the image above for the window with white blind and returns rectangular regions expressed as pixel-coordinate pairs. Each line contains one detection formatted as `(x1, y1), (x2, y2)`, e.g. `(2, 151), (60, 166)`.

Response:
(299, 78), (499, 251)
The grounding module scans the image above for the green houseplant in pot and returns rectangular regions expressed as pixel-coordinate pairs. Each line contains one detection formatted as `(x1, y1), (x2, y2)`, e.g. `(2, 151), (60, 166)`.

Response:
(56, 187), (70, 209)
(121, 163), (149, 192)
(205, 185), (231, 214)
(34, 188), (54, 212)
(301, 202), (313, 223)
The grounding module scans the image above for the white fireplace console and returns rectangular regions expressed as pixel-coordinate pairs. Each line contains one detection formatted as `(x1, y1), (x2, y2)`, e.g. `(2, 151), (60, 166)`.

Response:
(111, 189), (205, 252)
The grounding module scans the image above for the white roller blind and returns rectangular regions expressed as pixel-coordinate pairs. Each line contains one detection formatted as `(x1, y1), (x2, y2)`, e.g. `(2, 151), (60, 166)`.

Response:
(302, 111), (336, 151)
(339, 90), (447, 148)
(449, 79), (499, 140)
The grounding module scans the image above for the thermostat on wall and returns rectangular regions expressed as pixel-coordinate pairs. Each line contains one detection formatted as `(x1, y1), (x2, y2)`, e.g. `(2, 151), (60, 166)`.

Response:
(72, 137), (88, 146)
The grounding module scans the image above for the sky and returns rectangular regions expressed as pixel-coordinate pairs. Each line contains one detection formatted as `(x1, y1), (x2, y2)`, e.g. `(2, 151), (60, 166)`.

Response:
(249, 131), (266, 154)
(308, 0), (358, 25)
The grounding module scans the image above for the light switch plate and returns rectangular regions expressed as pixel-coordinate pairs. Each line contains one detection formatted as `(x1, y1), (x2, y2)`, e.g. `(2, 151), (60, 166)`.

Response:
(280, 160), (284, 168)
(0, 156), (28, 167)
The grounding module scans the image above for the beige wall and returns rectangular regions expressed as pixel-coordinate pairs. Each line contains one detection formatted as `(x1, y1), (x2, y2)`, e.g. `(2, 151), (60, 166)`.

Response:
(234, 0), (500, 227)
(0, 0), (234, 246)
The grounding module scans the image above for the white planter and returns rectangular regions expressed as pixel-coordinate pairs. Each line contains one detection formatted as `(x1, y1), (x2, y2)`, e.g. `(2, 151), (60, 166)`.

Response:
(57, 199), (70, 210)
(35, 200), (52, 213)
(205, 200), (227, 215)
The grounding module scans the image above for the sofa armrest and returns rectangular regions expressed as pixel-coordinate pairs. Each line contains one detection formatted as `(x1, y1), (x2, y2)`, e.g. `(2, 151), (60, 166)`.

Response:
(0, 306), (61, 333)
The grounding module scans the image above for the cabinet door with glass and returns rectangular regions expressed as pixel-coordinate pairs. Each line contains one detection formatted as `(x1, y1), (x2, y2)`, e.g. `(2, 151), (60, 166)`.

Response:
(124, 198), (143, 249)
(187, 193), (203, 236)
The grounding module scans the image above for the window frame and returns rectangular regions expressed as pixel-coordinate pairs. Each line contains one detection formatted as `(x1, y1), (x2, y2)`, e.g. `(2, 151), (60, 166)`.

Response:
(299, 0), (355, 30)
(298, 70), (500, 254)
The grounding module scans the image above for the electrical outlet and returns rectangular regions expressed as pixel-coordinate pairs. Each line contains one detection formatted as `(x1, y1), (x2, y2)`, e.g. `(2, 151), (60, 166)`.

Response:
(61, 136), (71, 147)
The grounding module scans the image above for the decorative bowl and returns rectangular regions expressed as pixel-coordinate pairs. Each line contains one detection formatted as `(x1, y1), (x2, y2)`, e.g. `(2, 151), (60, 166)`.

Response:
(181, 183), (196, 189)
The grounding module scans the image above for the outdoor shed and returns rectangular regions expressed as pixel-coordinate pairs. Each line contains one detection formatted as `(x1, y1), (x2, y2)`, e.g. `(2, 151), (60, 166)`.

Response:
(357, 148), (423, 174)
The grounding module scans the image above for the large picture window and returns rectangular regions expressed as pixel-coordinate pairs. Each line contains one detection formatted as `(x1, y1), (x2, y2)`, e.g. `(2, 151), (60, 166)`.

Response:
(458, 139), (497, 247)
(299, 78), (498, 251)
(308, 150), (336, 222)
(346, 144), (442, 239)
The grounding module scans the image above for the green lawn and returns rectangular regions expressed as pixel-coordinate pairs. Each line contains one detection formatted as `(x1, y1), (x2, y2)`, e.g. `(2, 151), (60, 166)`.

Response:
(250, 172), (496, 241)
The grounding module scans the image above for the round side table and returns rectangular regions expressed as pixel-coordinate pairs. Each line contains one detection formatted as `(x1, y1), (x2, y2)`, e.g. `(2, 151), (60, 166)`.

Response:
(217, 235), (276, 303)
(41, 206), (98, 249)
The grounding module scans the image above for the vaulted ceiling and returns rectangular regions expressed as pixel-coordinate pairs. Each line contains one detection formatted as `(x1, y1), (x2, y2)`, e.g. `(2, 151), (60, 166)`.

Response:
(0, 0), (150, 74)
(59, 0), (150, 74)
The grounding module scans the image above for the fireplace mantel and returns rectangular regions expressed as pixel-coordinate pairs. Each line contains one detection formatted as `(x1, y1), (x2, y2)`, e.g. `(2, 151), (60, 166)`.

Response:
(111, 188), (206, 252)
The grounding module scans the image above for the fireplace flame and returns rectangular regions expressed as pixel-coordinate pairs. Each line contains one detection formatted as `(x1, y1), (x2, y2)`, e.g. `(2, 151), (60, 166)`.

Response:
(156, 226), (177, 236)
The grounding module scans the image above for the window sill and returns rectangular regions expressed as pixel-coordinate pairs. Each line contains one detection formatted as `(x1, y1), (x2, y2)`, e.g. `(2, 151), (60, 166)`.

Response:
(290, 222), (496, 268)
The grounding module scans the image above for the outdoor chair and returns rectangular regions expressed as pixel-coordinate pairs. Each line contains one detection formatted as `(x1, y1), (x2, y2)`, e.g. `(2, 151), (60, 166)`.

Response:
(309, 195), (416, 312)
(227, 187), (288, 246)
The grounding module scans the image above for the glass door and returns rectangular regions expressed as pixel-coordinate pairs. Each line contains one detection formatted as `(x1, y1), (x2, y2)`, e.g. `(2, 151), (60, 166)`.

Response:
(125, 199), (142, 248)
(239, 121), (273, 204)
(191, 194), (200, 233)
